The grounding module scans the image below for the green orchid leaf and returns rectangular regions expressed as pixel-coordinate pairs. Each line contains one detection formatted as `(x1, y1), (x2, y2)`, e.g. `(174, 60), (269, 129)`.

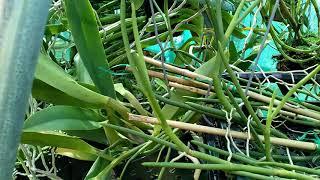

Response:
(56, 148), (97, 161)
(85, 157), (112, 180)
(229, 41), (239, 63)
(64, 0), (116, 98)
(35, 53), (107, 107)
(34, 54), (128, 120)
(21, 132), (113, 161)
(32, 79), (101, 108)
(23, 106), (103, 132)
(65, 129), (108, 145)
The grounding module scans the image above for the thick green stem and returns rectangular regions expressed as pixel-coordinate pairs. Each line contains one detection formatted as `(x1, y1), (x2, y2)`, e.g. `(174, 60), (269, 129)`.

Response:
(204, 0), (234, 112)
(270, 26), (320, 53)
(257, 162), (320, 176)
(223, 82), (265, 151)
(142, 162), (314, 179)
(249, 151), (317, 162)
(95, 144), (143, 179)
(217, 42), (287, 138)
(265, 92), (276, 161)
(191, 140), (257, 165)
(120, 141), (153, 179)
(212, 75), (233, 111)
(225, 0), (247, 40)
(235, 0), (262, 26)
(215, 0), (226, 42)
(164, 0), (175, 49)
(273, 40), (318, 63)
(155, 95), (229, 120)
(158, 147), (171, 180)
(271, 65), (320, 119)
(122, 0), (189, 152)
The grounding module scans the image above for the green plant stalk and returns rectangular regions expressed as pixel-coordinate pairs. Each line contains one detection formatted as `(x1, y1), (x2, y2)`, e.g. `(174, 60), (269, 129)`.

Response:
(131, 130), (168, 157)
(265, 92), (276, 162)
(175, 49), (203, 63)
(229, 171), (279, 180)
(215, 0), (226, 42)
(302, 102), (320, 112)
(102, 123), (177, 149)
(235, 0), (261, 26)
(156, 146), (166, 163)
(204, 0), (234, 112)
(280, 115), (320, 127)
(212, 75), (233, 111)
(225, 0), (247, 40)
(130, 4), (226, 157)
(291, 0), (297, 19)
(217, 45), (262, 128)
(104, 111), (122, 143)
(183, 96), (226, 103)
(248, 151), (317, 162)
(185, 102), (241, 120)
(164, 0), (176, 49)
(191, 140), (257, 165)
(141, 31), (170, 48)
(99, 16), (146, 40)
(271, 65), (320, 119)
(158, 147), (171, 180)
(122, 0), (189, 152)
(223, 82), (265, 151)
(257, 162), (320, 176)
(217, 43), (286, 138)
(159, 82), (265, 148)
(269, 26), (320, 53)
(208, 0), (250, 113)
(142, 162), (314, 179)
(213, 0), (230, 79)
(99, 14), (120, 24)
(103, 123), (228, 164)
(139, 129), (172, 156)
(155, 94), (229, 120)
(119, 141), (153, 179)
(235, 78), (305, 108)
(140, 112), (200, 156)
(96, 0), (118, 14)
(198, 142), (319, 177)
(94, 144), (143, 179)
(273, 39), (318, 63)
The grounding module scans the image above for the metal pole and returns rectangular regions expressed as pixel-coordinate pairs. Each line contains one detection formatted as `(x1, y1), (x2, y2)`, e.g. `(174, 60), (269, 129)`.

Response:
(0, 0), (50, 178)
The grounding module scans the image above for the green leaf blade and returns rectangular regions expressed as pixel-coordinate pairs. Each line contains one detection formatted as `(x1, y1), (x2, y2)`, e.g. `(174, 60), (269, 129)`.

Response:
(21, 132), (113, 161)
(23, 106), (103, 132)
(64, 0), (116, 98)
